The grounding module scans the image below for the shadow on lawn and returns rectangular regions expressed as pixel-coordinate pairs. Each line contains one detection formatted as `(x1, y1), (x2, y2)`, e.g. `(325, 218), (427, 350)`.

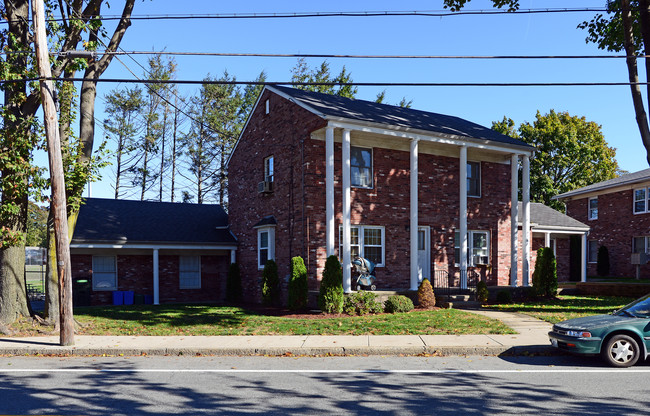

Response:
(73, 304), (258, 329)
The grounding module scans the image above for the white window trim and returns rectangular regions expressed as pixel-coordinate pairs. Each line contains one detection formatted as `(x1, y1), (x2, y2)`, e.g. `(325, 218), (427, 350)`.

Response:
(633, 187), (649, 214)
(350, 146), (373, 189)
(92, 255), (117, 291)
(454, 230), (490, 267)
(467, 161), (481, 198)
(339, 225), (385, 267)
(633, 236), (650, 255)
(588, 197), (598, 220)
(179, 255), (201, 289)
(257, 226), (276, 270)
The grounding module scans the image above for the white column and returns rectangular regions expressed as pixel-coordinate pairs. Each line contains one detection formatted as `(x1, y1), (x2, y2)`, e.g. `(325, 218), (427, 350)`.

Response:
(325, 125), (335, 256)
(459, 146), (468, 289)
(342, 129), (352, 293)
(522, 155), (531, 286)
(153, 248), (160, 305)
(230, 249), (236, 264)
(545, 232), (551, 248)
(410, 139), (420, 291)
(510, 154), (519, 286)
(581, 232), (588, 282)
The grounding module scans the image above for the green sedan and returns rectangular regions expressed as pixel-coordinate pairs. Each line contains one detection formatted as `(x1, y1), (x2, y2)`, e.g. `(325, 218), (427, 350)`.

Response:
(548, 294), (650, 367)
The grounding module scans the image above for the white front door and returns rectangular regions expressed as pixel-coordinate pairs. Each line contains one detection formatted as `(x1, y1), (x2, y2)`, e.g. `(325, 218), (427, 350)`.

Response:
(417, 226), (431, 282)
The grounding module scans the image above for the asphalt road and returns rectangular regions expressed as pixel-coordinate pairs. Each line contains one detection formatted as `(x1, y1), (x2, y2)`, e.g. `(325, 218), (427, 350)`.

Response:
(1, 355), (649, 415)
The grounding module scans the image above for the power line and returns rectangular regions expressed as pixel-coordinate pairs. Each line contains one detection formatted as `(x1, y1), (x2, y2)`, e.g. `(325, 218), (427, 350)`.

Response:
(4, 78), (649, 87)
(0, 8), (609, 24)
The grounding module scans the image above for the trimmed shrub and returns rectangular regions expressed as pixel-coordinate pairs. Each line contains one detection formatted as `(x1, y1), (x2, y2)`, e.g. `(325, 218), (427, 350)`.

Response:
(384, 295), (414, 313)
(476, 281), (489, 303)
(597, 245), (610, 277)
(417, 278), (436, 308)
(225, 262), (242, 304)
(343, 291), (383, 316)
(288, 256), (308, 310)
(496, 289), (512, 304)
(532, 247), (558, 298)
(318, 255), (344, 313)
(261, 259), (280, 306)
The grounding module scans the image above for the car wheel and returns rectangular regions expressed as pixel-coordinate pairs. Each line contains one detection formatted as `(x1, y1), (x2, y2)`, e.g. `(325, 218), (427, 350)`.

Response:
(601, 334), (640, 368)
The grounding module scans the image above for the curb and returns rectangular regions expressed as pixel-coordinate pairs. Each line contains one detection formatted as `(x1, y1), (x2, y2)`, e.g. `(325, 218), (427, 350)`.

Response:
(0, 345), (555, 357)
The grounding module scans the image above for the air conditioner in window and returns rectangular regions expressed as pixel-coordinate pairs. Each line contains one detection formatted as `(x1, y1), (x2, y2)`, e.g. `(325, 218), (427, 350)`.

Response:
(474, 255), (489, 265)
(258, 181), (274, 194)
(631, 252), (648, 265)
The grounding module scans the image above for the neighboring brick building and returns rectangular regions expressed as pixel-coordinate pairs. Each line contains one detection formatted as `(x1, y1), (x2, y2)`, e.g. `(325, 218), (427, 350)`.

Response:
(227, 86), (589, 300)
(556, 168), (650, 278)
(70, 198), (237, 305)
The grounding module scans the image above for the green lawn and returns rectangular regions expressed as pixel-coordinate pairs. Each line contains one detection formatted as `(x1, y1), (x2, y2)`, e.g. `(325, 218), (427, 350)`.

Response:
(12, 304), (516, 336)
(486, 295), (635, 324)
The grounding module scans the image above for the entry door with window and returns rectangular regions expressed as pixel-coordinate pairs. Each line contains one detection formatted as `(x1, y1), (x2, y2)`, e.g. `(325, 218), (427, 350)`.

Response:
(417, 226), (431, 282)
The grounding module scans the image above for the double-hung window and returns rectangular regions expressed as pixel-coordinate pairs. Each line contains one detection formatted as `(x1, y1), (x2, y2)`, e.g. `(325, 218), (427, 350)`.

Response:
(633, 236), (650, 255)
(264, 156), (274, 183)
(467, 161), (481, 197)
(257, 227), (275, 269)
(339, 225), (384, 266)
(92, 255), (117, 291)
(634, 188), (650, 214)
(351, 146), (373, 188)
(454, 230), (490, 266)
(179, 256), (201, 289)
(588, 197), (598, 220)
(588, 241), (598, 263)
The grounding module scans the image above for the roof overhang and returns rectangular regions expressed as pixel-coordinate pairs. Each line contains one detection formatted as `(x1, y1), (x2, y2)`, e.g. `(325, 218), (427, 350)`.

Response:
(70, 243), (238, 250)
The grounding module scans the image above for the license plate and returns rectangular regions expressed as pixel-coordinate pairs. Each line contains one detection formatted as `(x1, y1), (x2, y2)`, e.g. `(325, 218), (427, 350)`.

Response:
(550, 338), (558, 347)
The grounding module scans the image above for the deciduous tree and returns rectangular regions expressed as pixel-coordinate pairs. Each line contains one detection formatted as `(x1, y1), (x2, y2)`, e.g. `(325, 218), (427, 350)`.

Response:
(492, 110), (619, 210)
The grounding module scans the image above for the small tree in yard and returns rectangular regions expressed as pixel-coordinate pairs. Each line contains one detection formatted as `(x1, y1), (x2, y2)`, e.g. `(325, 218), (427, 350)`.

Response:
(319, 255), (344, 313)
(225, 263), (242, 304)
(418, 278), (436, 309)
(532, 247), (558, 298)
(597, 246), (610, 277)
(288, 256), (308, 310)
(261, 259), (280, 306)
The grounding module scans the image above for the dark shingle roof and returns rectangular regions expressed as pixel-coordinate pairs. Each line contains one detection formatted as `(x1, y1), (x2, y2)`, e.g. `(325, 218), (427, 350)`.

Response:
(555, 168), (650, 200)
(71, 198), (236, 245)
(520, 202), (589, 231)
(270, 85), (533, 149)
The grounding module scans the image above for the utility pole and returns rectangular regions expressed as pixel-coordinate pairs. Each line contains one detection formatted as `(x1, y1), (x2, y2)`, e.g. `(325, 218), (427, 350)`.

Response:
(32, 0), (75, 346)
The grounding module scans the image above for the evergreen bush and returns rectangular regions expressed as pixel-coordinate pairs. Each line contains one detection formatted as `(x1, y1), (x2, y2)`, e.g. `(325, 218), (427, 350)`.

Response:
(476, 280), (489, 303)
(318, 255), (344, 313)
(384, 295), (414, 313)
(288, 256), (308, 310)
(496, 289), (512, 304)
(225, 262), (242, 304)
(532, 247), (558, 298)
(343, 291), (383, 315)
(597, 245), (610, 277)
(417, 278), (436, 308)
(261, 259), (280, 306)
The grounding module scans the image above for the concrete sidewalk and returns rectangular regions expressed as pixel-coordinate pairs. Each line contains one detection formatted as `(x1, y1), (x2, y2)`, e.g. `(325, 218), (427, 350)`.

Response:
(0, 309), (553, 357)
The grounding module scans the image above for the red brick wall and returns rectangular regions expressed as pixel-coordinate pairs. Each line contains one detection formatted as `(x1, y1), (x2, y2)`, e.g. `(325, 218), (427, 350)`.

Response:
(228, 89), (524, 298)
(71, 253), (229, 305)
(566, 189), (650, 278)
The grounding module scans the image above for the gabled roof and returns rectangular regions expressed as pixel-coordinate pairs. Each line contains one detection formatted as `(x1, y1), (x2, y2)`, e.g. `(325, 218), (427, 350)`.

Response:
(269, 85), (533, 150)
(71, 198), (237, 246)
(555, 168), (650, 200)
(520, 202), (589, 231)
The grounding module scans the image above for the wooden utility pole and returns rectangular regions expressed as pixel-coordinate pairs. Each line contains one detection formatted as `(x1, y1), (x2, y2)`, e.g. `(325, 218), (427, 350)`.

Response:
(32, 0), (75, 346)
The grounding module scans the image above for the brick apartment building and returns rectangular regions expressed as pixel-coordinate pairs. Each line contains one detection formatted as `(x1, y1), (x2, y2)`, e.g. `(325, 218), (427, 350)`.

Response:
(556, 168), (650, 278)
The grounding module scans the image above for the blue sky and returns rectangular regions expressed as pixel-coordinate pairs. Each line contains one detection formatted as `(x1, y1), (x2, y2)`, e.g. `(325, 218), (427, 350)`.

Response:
(36, 1), (650, 198)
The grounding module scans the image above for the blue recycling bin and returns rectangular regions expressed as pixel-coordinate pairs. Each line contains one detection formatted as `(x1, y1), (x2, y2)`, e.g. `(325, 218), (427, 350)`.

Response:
(112, 291), (124, 305)
(123, 290), (134, 305)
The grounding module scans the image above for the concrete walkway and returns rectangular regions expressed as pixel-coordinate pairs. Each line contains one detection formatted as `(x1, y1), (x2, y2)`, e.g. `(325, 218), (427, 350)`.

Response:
(0, 309), (553, 357)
